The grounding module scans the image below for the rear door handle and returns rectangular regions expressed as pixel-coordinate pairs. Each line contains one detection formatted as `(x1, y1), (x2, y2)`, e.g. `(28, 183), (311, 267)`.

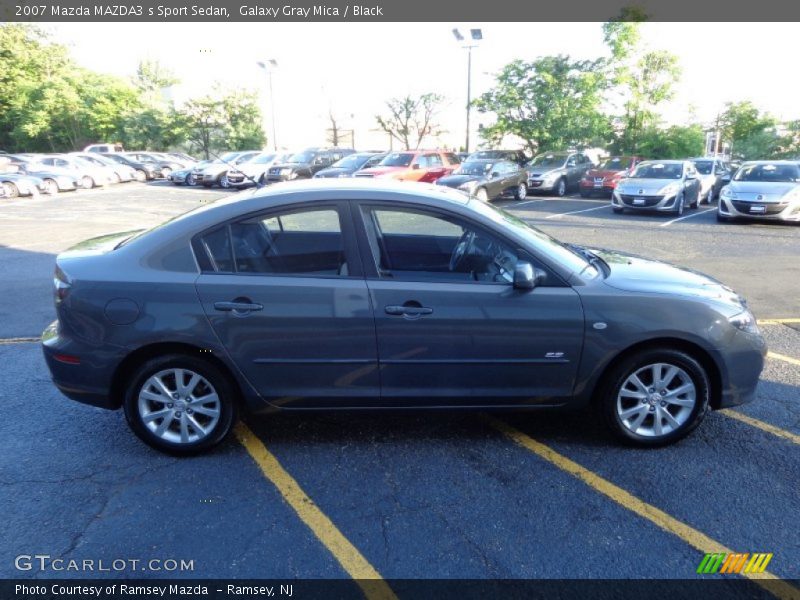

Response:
(385, 305), (433, 317)
(214, 301), (263, 313)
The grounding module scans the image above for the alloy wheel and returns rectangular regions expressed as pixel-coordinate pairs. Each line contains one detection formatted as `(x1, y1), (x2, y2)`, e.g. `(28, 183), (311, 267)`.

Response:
(137, 368), (221, 445)
(616, 362), (696, 438)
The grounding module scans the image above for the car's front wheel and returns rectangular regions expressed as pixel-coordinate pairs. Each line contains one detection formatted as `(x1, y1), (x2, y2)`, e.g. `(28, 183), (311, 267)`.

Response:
(123, 354), (238, 455)
(554, 178), (566, 197)
(600, 348), (709, 447)
(514, 182), (528, 201)
(475, 187), (489, 202)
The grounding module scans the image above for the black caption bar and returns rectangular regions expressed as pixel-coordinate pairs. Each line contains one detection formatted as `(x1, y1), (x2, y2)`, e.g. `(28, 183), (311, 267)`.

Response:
(4, 579), (797, 600)
(2, 0), (800, 21)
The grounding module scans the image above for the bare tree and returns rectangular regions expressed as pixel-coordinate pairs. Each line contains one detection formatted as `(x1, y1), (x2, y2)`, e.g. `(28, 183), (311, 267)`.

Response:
(326, 109), (340, 147)
(375, 93), (446, 150)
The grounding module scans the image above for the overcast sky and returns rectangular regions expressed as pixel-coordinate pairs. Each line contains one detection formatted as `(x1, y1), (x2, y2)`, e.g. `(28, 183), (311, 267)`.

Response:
(45, 22), (799, 151)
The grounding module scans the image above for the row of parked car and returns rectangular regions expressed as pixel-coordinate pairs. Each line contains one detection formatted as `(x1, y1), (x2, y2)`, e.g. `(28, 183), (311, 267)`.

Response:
(0, 150), (197, 197)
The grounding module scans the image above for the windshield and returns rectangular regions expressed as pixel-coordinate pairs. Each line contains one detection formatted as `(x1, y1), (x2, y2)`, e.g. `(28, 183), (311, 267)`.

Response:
(528, 154), (566, 169)
(734, 163), (800, 183)
(692, 161), (713, 175)
(218, 152), (239, 162)
(332, 154), (371, 169)
(469, 151), (503, 160)
(379, 152), (415, 167)
(251, 153), (276, 164)
(630, 162), (683, 179)
(455, 161), (492, 176)
(469, 200), (595, 276)
(104, 154), (127, 164)
(599, 157), (632, 170)
(287, 151), (315, 163)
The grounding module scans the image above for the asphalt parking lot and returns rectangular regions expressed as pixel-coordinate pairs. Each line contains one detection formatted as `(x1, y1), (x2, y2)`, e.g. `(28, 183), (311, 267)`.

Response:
(1, 182), (798, 592)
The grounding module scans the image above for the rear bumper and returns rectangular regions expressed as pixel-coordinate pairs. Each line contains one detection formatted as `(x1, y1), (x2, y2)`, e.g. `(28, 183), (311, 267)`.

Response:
(41, 321), (124, 410)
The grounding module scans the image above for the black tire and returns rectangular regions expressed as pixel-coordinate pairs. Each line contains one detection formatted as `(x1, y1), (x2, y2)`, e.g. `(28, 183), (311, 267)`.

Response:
(674, 193), (685, 216)
(123, 354), (238, 455)
(599, 348), (710, 447)
(579, 189), (591, 198)
(2, 182), (19, 198)
(690, 191), (698, 209)
(134, 169), (147, 182)
(514, 182), (528, 201)
(186, 173), (196, 186)
(81, 175), (94, 189)
(554, 178), (567, 197)
(43, 179), (59, 195)
(218, 174), (230, 189)
(716, 212), (730, 223)
(612, 206), (624, 214)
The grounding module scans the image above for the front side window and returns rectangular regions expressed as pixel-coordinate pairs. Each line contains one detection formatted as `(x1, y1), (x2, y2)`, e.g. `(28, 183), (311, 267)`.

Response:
(201, 208), (346, 276)
(361, 207), (519, 284)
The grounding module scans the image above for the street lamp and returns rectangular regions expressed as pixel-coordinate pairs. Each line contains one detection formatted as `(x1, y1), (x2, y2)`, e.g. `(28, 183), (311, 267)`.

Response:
(452, 27), (482, 154)
(256, 59), (279, 151)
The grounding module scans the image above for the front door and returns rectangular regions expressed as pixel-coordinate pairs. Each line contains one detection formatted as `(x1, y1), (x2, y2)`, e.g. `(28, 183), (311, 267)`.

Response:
(355, 204), (585, 406)
(194, 203), (379, 408)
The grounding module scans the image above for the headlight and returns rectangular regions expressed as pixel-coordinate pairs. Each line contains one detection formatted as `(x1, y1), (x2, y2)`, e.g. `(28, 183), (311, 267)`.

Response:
(782, 187), (800, 201)
(729, 310), (759, 335)
(720, 186), (736, 199)
(542, 172), (559, 183)
(658, 183), (681, 196)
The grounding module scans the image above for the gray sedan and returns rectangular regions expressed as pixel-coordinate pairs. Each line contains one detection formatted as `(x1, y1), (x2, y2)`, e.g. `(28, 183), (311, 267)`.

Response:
(42, 179), (765, 454)
(612, 160), (701, 215)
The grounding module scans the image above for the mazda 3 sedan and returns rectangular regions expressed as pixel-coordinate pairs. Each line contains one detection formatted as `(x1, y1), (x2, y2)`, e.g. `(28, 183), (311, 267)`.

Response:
(717, 161), (800, 223)
(612, 160), (701, 215)
(42, 179), (765, 454)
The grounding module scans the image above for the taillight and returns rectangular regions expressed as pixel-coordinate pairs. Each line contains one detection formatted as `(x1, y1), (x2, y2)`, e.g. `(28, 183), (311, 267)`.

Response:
(54, 265), (72, 303)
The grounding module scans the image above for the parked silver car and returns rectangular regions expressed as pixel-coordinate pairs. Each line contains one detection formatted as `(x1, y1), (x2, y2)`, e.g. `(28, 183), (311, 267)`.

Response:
(690, 157), (730, 203)
(226, 152), (294, 188)
(197, 151), (261, 188)
(526, 151), (594, 196)
(70, 152), (136, 183)
(36, 155), (115, 188)
(612, 160), (701, 215)
(717, 161), (800, 223)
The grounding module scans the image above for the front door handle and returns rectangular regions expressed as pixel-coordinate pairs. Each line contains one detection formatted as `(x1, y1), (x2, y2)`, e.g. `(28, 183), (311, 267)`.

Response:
(214, 301), (263, 313)
(385, 304), (433, 317)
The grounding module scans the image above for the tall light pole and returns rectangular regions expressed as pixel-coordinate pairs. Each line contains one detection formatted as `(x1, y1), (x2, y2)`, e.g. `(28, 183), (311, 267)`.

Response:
(452, 28), (482, 153)
(256, 59), (278, 151)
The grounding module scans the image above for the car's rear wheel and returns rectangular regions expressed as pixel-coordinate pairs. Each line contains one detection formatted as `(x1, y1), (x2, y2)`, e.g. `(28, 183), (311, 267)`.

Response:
(600, 348), (709, 447)
(475, 187), (489, 202)
(186, 173), (196, 186)
(81, 176), (94, 189)
(161, 167), (172, 178)
(514, 182), (528, 201)
(554, 178), (566, 197)
(2, 182), (19, 198)
(123, 354), (238, 455)
(43, 179), (59, 195)
(134, 169), (147, 182)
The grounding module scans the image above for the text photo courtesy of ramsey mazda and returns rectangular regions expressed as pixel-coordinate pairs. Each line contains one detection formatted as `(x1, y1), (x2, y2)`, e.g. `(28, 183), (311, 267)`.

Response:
(1, 6), (799, 599)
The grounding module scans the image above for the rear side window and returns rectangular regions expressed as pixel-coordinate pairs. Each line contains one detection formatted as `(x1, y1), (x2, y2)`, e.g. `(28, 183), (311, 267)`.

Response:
(200, 227), (234, 272)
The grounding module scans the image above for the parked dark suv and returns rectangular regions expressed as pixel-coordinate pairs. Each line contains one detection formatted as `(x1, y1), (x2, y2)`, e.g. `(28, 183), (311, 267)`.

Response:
(266, 148), (356, 183)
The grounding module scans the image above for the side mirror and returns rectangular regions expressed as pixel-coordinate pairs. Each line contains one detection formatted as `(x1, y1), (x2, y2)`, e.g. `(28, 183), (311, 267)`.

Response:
(513, 262), (545, 290)
(490, 171), (500, 179)
(411, 163), (420, 170)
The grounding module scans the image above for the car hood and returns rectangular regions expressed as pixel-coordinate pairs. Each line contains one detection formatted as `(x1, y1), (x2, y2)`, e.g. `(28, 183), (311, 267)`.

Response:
(527, 166), (564, 177)
(1, 173), (43, 184)
(586, 168), (625, 179)
(356, 166), (406, 176)
(616, 178), (677, 195)
(436, 174), (483, 187)
(315, 167), (352, 177)
(726, 181), (799, 202)
(593, 248), (744, 308)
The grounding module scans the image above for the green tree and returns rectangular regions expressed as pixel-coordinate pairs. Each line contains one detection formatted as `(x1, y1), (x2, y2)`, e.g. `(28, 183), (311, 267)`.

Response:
(474, 56), (610, 154)
(717, 101), (785, 160)
(603, 17), (681, 154)
(636, 124), (705, 159)
(375, 93), (446, 150)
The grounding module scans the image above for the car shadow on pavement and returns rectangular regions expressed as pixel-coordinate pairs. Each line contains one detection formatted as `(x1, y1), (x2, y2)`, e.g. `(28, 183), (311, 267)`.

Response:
(0, 244), (57, 339)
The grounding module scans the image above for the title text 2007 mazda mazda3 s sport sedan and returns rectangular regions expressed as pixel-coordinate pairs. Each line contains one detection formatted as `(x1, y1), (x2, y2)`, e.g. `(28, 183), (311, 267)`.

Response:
(42, 179), (766, 454)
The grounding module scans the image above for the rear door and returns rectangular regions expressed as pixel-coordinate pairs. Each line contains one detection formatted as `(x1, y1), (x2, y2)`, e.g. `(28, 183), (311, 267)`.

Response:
(194, 201), (379, 407)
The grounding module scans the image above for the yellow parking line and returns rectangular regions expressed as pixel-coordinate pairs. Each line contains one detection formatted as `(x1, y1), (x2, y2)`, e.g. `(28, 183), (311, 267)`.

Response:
(768, 351), (800, 367)
(234, 423), (397, 600)
(720, 410), (800, 445)
(0, 337), (39, 345)
(486, 417), (800, 600)
(758, 319), (800, 325)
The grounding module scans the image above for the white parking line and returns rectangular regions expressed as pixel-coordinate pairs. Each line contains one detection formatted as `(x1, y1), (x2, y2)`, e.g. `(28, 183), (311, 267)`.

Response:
(659, 208), (716, 227)
(545, 204), (610, 219)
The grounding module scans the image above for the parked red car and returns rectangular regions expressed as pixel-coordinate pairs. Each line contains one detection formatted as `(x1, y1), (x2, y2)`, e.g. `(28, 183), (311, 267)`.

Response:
(579, 156), (645, 197)
(354, 150), (460, 183)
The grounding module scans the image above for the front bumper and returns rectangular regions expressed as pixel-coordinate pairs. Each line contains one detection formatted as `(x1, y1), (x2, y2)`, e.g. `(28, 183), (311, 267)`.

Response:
(718, 197), (800, 222)
(612, 192), (680, 211)
(527, 178), (559, 191)
(41, 321), (125, 410)
(580, 180), (616, 194)
(717, 329), (767, 408)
